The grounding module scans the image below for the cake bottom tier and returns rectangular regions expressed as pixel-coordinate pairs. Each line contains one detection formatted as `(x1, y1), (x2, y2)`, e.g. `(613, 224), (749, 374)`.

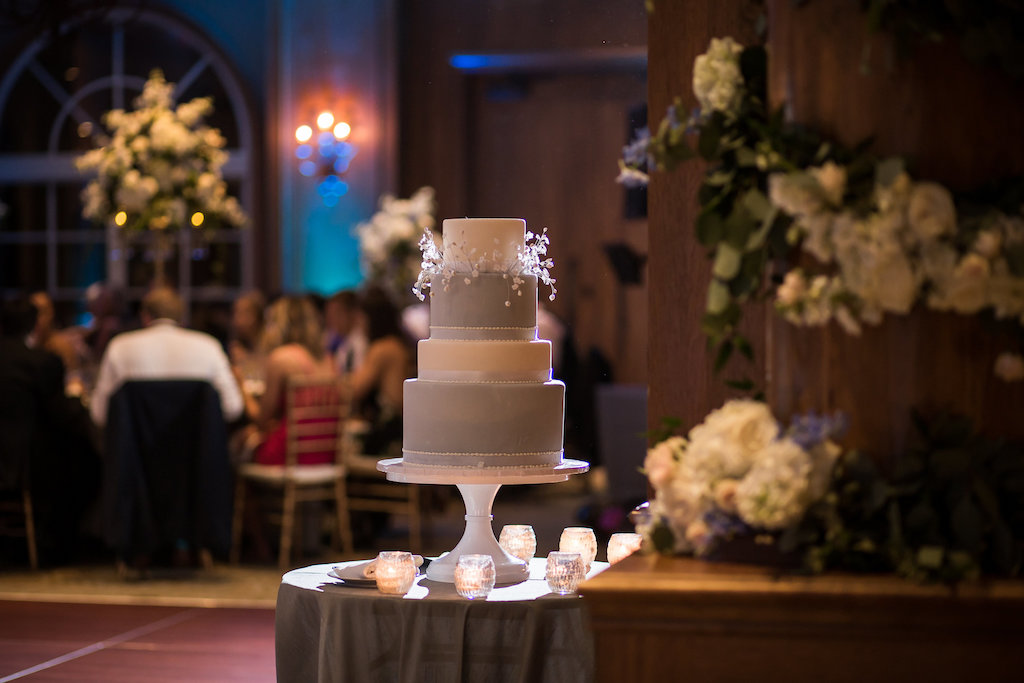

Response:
(402, 378), (565, 468)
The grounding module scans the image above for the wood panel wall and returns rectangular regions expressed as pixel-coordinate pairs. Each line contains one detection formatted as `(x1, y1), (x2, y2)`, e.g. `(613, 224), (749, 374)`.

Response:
(766, 0), (1024, 459)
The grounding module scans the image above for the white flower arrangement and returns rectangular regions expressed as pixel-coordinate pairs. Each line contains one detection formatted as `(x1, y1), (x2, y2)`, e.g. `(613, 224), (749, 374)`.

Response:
(356, 186), (435, 300)
(620, 37), (1024, 383)
(637, 400), (844, 555)
(413, 226), (556, 305)
(770, 161), (1024, 350)
(75, 70), (245, 233)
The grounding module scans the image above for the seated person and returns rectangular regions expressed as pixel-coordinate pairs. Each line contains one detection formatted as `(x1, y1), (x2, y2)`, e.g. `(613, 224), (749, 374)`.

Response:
(0, 294), (100, 565)
(241, 295), (336, 466)
(90, 287), (244, 427)
(345, 286), (415, 458)
(324, 289), (368, 374)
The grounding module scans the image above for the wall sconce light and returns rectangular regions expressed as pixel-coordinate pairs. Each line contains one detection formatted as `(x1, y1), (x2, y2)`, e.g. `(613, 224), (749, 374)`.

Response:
(294, 108), (357, 207)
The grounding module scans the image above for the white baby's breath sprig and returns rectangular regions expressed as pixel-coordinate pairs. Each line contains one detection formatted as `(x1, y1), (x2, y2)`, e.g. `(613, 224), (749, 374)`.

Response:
(412, 223), (558, 303)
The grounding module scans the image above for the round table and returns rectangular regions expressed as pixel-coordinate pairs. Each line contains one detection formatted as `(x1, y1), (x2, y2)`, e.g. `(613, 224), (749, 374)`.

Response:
(275, 558), (604, 683)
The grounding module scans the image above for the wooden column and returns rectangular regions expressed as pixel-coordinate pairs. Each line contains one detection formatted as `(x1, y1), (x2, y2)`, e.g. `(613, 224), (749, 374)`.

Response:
(647, 0), (764, 434)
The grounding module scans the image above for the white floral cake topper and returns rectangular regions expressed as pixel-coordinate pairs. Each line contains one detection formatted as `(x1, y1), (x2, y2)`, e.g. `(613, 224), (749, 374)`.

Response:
(412, 226), (557, 305)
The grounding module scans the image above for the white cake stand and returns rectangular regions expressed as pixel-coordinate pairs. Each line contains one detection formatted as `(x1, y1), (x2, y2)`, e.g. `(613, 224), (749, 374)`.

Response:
(377, 457), (589, 584)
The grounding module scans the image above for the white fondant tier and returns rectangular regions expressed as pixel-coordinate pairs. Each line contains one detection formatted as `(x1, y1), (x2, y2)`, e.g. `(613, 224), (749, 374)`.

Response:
(417, 338), (552, 382)
(429, 273), (538, 340)
(442, 217), (525, 272)
(403, 378), (565, 467)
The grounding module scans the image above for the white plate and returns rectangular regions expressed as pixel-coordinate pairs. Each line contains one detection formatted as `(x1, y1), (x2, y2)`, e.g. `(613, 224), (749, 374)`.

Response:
(328, 561), (377, 587)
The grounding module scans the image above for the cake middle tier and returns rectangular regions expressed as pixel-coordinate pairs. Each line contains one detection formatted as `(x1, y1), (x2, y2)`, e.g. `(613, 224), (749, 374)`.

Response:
(429, 273), (538, 341)
(417, 338), (552, 382)
(403, 378), (565, 467)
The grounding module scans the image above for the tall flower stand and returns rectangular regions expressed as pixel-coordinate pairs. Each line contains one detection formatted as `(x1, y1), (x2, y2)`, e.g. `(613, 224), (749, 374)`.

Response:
(377, 458), (589, 584)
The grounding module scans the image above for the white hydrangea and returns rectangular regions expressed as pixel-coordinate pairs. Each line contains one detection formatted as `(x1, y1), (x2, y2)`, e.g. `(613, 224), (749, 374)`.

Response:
(734, 438), (812, 530)
(687, 399), (779, 477)
(692, 37), (744, 117)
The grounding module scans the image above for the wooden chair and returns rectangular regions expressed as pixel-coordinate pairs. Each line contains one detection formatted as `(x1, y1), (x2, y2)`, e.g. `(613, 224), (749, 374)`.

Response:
(231, 375), (354, 570)
(342, 420), (423, 553)
(0, 487), (39, 569)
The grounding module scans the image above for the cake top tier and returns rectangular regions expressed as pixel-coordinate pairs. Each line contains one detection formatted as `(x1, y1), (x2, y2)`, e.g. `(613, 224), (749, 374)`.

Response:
(442, 218), (525, 272)
(413, 216), (557, 303)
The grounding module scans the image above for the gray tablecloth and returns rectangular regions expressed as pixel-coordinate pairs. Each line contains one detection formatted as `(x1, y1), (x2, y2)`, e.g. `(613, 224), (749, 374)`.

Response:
(276, 559), (600, 683)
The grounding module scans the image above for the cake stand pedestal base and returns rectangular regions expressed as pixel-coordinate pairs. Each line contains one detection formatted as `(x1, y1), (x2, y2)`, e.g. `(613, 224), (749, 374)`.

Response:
(425, 483), (526, 584)
(377, 458), (589, 585)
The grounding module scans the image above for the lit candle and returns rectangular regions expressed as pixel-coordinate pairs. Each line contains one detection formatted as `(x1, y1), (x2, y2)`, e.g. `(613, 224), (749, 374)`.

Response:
(374, 551), (416, 595)
(607, 532), (643, 564)
(454, 554), (496, 600)
(498, 525), (537, 562)
(545, 551), (584, 595)
(559, 527), (597, 573)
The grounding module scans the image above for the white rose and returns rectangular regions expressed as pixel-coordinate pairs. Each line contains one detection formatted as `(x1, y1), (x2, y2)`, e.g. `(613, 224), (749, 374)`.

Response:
(810, 161), (846, 207)
(776, 269), (807, 306)
(644, 436), (685, 491)
(944, 253), (991, 314)
(994, 352), (1024, 382)
(907, 181), (956, 243)
(692, 37), (744, 117)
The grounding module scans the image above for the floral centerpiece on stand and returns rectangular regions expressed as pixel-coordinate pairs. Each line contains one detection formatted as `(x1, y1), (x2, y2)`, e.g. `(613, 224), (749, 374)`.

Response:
(356, 186), (436, 302)
(75, 70), (246, 281)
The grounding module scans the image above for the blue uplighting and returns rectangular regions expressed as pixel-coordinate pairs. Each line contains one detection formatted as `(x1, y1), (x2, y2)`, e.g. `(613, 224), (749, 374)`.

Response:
(295, 144), (312, 159)
(449, 54), (493, 70)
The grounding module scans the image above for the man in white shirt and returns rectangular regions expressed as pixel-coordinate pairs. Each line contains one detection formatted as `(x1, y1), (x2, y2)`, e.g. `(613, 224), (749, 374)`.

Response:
(90, 287), (244, 427)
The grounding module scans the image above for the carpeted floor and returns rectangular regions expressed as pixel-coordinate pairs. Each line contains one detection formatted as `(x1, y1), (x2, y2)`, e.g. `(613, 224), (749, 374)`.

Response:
(0, 472), (616, 609)
(0, 563), (284, 608)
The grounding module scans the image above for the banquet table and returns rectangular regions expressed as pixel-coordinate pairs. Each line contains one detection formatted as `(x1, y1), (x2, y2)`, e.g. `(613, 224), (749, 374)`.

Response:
(276, 558), (605, 683)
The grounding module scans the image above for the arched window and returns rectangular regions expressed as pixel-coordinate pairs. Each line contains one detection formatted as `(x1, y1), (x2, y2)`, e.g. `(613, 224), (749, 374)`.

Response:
(0, 5), (255, 325)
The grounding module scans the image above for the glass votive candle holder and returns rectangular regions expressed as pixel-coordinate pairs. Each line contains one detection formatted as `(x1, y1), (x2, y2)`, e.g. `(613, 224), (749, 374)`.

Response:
(545, 551), (585, 595)
(374, 551), (416, 595)
(454, 554), (496, 600)
(498, 524), (537, 563)
(607, 532), (643, 564)
(559, 527), (597, 573)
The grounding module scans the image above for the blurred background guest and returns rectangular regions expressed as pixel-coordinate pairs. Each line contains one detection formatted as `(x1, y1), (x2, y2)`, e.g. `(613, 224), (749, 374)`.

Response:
(324, 289), (367, 374)
(228, 289), (267, 398)
(0, 294), (100, 565)
(345, 286), (415, 458)
(240, 294), (334, 466)
(229, 289), (266, 367)
(89, 286), (244, 428)
(28, 291), (78, 375)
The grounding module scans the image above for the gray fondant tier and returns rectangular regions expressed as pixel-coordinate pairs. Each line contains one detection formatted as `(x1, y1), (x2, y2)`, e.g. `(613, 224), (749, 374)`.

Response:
(403, 378), (565, 467)
(429, 273), (538, 341)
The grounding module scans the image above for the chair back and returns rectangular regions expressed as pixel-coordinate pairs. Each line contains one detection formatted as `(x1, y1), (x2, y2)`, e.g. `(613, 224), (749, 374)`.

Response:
(105, 380), (231, 562)
(283, 375), (348, 469)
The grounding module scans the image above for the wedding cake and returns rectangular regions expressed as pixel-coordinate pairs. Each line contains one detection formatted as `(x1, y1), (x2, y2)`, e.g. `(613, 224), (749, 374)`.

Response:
(401, 218), (565, 470)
